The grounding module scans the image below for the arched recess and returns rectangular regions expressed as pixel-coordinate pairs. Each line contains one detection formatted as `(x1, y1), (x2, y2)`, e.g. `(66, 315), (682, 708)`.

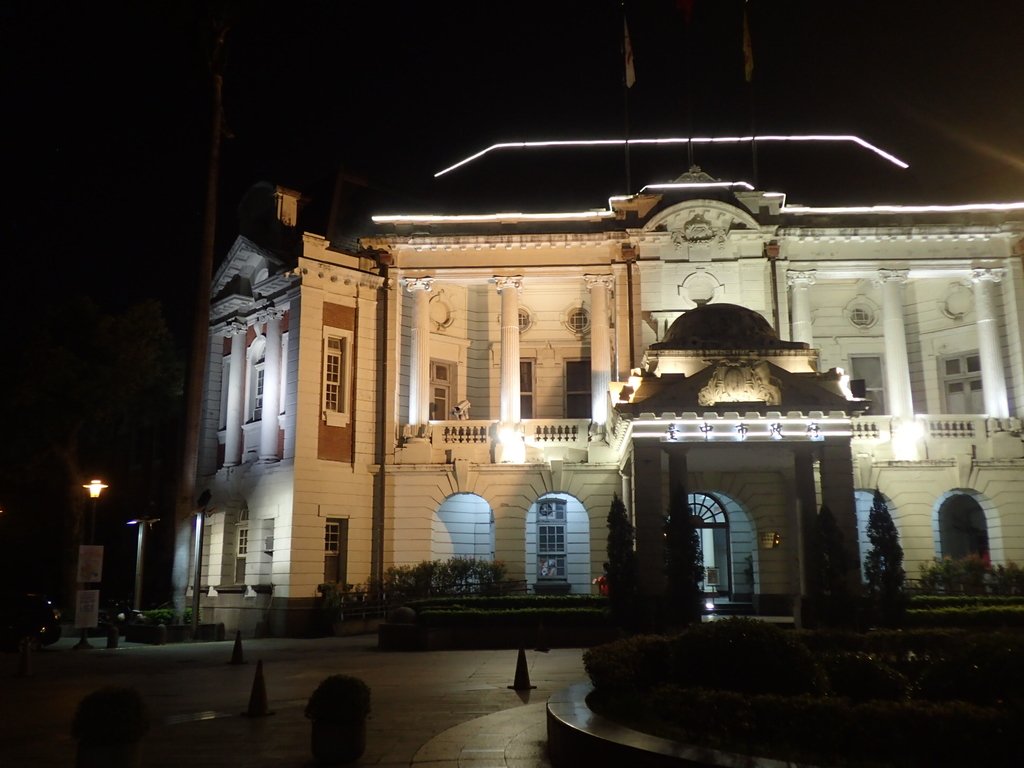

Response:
(433, 493), (494, 560)
(689, 491), (757, 600)
(854, 490), (874, 581)
(933, 490), (998, 561)
(525, 493), (590, 594)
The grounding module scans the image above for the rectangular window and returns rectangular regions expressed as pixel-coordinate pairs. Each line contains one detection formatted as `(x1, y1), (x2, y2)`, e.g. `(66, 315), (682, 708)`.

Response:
(234, 525), (249, 584)
(537, 499), (567, 580)
(848, 355), (886, 415)
(942, 352), (984, 413)
(520, 359), (535, 419)
(323, 518), (349, 584)
(565, 359), (591, 418)
(252, 365), (265, 421)
(323, 328), (353, 426)
(429, 360), (453, 420)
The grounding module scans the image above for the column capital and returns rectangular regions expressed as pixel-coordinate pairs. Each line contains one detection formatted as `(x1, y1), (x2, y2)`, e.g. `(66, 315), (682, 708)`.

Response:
(584, 273), (615, 291)
(786, 269), (817, 287)
(492, 276), (523, 293)
(257, 306), (286, 324)
(401, 276), (434, 293)
(225, 319), (248, 337)
(877, 268), (909, 285)
(971, 267), (1005, 284)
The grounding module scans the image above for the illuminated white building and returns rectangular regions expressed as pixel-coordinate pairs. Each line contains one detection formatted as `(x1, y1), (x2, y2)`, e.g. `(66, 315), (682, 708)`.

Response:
(192, 152), (1024, 635)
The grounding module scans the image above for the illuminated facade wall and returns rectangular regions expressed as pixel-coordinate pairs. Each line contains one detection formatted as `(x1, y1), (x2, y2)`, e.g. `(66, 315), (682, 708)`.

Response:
(194, 180), (1024, 635)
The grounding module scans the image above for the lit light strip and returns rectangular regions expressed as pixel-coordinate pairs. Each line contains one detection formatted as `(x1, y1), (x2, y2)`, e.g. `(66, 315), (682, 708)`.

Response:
(371, 210), (614, 224)
(641, 181), (755, 192)
(782, 201), (1024, 214)
(433, 135), (910, 177)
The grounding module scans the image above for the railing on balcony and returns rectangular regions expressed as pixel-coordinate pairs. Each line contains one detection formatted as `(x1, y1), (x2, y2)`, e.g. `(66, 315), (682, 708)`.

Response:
(435, 421), (491, 445)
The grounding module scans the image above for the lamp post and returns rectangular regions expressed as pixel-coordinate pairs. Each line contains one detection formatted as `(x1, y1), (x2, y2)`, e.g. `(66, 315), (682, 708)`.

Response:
(74, 479), (108, 650)
(127, 517), (159, 612)
(191, 490), (212, 640)
(83, 479), (108, 545)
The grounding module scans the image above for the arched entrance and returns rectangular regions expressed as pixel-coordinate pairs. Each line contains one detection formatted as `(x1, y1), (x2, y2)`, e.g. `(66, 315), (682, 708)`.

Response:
(433, 493), (494, 560)
(937, 493), (989, 560)
(689, 493), (730, 595)
(525, 493), (591, 594)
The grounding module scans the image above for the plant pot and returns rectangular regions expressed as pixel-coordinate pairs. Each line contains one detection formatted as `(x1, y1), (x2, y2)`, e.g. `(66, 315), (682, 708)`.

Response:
(311, 717), (366, 765)
(76, 740), (142, 768)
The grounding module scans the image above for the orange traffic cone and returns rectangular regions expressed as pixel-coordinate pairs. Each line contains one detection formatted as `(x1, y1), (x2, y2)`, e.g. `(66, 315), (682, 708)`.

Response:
(228, 630), (245, 665)
(508, 647), (536, 691)
(242, 659), (274, 717)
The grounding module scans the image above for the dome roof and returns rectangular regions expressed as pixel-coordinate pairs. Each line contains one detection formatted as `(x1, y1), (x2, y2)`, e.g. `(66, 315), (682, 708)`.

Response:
(650, 303), (807, 350)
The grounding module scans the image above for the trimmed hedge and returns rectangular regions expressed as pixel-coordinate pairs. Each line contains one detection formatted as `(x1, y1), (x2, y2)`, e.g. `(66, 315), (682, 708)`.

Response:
(405, 595), (607, 612)
(910, 595), (1024, 609)
(589, 686), (1016, 768)
(583, 634), (673, 693)
(904, 605), (1024, 628)
(818, 651), (908, 701)
(417, 607), (609, 628)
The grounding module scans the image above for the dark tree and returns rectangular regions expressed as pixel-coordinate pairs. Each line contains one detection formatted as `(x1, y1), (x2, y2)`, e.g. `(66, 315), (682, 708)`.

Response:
(605, 494), (637, 626)
(864, 489), (906, 626)
(1, 298), (182, 608)
(664, 485), (703, 627)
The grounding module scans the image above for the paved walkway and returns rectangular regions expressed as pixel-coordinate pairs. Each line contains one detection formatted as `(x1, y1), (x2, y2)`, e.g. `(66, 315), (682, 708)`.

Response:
(1, 634), (586, 767)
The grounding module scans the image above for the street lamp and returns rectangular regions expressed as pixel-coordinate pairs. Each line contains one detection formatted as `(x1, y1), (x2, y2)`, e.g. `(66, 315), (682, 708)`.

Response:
(127, 517), (159, 612)
(75, 479), (107, 650)
(82, 479), (108, 545)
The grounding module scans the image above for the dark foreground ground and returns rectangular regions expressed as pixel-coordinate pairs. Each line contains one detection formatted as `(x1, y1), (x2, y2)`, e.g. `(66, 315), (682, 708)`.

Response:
(1, 633), (586, 767)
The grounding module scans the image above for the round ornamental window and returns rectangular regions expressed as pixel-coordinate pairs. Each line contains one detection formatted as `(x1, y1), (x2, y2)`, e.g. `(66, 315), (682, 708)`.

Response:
(844, 298), (878, 330)
(567, 307), (591, 335)
(517, 307), (532, 333)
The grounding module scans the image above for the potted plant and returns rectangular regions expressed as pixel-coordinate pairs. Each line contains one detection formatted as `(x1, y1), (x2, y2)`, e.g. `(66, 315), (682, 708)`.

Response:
(72, 686), (149, 768)
(305, 674), (371, 764)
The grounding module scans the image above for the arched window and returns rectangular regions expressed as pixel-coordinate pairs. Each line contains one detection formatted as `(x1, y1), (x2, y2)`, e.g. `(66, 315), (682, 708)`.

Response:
(938, 494), (988, 560)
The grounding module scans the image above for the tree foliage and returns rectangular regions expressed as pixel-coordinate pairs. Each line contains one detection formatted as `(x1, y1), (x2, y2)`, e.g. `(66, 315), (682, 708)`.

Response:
(605, 494), (637, 625)
(864, 489), (906, 626)
(808, 504), (856, 627)
(664, 485), (703, 627)
(0, 297), (182, 603)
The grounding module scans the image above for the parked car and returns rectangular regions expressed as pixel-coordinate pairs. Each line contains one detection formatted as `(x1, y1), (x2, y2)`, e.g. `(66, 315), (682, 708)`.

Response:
(0, 593), (62, 651)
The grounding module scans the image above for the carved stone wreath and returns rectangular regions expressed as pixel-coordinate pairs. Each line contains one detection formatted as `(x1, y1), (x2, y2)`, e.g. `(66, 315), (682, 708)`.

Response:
(671, 212), (727, 251)
(698, 361), (782, 406)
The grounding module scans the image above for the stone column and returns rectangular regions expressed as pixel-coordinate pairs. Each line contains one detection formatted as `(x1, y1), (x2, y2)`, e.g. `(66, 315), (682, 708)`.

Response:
(224, 320), (247, 467)
(259, 308), (284, 462)
(633, 441), (667, 595)
(971, 268), (1010, 419)
(585, 274), (614, 428)
(818, 442), (860, 589)
(495, 276), (523, 426)
(403, 277), (434, 426)
(786, 270), (816, 348)
(878, 270), (914, 419)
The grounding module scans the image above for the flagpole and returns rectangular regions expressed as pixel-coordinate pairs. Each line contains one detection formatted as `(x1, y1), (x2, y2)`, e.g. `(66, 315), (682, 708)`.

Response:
(744, 1), (758, 188)
(622, 2), (633, 194)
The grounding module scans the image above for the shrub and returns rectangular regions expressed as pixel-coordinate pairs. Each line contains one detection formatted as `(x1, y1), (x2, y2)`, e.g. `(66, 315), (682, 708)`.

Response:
(819, 651), (908, 701)
(72, 687), (150, 744)
(583, 634), (673, 694)
(670, 618), (825, 696)
(915, 633), (1024, 705)
(304, 675), (371, 722)
(139, 607), (193, 625)
(377, 558), (509, 600)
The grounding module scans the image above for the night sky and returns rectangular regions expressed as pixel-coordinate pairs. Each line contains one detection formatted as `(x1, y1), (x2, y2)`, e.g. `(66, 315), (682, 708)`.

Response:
(4, 0), (1023, 337)
(1, 1), (1022, 599)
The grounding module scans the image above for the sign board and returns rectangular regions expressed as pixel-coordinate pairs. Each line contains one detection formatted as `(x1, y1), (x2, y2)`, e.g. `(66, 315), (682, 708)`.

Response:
(75, 589), (100, 629)
(77, 545), (104, 583)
